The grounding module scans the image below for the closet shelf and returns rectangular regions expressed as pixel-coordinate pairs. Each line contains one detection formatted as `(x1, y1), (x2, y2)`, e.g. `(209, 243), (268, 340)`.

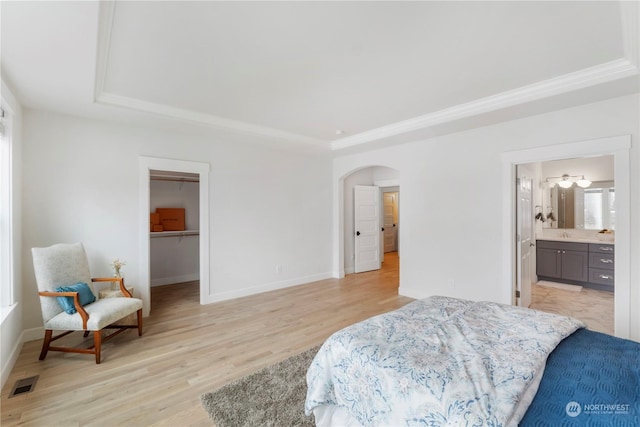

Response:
(150, 170), (199, 183)
(150, 230), (199, 238)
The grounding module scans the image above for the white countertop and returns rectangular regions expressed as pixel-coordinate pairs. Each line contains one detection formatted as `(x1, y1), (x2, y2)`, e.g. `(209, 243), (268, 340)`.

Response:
(536, 236), (614, 245)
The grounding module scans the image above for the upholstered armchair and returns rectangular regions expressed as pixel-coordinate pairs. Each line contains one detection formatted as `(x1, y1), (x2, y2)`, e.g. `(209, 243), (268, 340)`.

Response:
(32, 242), (143, 364)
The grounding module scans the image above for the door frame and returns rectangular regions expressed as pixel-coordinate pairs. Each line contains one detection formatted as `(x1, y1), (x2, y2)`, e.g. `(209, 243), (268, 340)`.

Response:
(138, 156), (210, 316)
(501, 135), (631, 338)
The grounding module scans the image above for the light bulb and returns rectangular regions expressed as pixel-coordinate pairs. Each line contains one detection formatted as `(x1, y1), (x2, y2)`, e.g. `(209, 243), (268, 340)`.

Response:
(576, 178), (591, 188)
(557, 180), (573, 189)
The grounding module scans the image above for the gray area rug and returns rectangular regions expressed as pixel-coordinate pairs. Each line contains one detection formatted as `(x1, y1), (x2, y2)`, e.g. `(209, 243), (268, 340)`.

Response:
(201, 345), (320, 427)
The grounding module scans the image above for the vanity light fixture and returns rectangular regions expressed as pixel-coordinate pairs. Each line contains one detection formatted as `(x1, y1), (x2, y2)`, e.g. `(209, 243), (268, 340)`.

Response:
(546, 174), (592, 189)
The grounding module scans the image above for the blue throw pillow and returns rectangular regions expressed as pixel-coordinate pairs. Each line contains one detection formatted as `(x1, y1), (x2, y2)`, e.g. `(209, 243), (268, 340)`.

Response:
(55, 282), (96, 314)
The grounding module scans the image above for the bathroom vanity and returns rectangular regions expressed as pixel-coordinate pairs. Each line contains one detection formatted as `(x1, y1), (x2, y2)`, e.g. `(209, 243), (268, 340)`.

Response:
(536, 239), (614, 291)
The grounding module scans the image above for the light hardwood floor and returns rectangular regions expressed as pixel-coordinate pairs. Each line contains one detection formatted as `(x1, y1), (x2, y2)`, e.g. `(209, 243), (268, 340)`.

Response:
(2, 253), (411, 426)
(2, 254), (614, 426)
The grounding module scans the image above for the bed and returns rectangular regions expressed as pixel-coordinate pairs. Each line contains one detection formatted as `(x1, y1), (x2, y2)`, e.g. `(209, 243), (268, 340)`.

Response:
(305, 296), (639, 426)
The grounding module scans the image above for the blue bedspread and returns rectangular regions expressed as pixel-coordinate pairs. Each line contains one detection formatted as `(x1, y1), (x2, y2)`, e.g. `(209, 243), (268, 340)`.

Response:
(520, 328), (640, 426)
(305, 296), (584, 426)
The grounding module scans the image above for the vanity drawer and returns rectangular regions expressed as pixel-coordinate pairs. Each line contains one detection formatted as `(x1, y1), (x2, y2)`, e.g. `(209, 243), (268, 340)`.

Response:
(589, 243), (615, 254)
(589, 253), (614, 270)
(537, 240), (589, 252)
(589, 268), (615, 286)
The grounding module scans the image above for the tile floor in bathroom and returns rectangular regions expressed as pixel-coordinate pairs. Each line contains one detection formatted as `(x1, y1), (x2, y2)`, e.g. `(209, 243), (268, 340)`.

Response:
(530, 282), (614, 335)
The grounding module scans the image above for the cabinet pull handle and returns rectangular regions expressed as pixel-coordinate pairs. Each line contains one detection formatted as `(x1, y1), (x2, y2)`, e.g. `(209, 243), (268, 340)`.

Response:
(562, 251), (566, 254)
(599, 247), (613, 251)
(599, 259), (613, 263)
(599, 274), (612, 279)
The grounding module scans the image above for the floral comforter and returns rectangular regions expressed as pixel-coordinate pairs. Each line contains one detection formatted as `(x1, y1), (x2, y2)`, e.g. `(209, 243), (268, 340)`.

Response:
(305, 296), (584, 427)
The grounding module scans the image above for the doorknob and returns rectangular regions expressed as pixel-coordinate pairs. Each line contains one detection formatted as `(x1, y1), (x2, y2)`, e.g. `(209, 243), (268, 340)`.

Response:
(356, 231), (360, 236)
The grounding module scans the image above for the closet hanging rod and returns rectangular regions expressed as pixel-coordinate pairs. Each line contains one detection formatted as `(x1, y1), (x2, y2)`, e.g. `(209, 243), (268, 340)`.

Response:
(150, 176), (199, 183)
(149, 230), (199, 238)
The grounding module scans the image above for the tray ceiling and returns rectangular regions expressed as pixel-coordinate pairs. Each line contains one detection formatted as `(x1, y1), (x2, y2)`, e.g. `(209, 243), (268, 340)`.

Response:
(1, 1), (638, 151)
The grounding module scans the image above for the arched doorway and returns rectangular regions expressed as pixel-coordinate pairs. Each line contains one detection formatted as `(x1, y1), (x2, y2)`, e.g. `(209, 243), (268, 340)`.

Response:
(338, 165), (400, 276)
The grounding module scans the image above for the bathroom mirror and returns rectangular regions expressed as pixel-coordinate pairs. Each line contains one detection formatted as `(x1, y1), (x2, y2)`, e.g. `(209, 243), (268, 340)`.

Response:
(542, 181), (615, 230)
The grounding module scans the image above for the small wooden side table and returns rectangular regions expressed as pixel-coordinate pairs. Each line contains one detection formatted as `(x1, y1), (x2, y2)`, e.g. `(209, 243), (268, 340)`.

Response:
(99, 287), (137, 325)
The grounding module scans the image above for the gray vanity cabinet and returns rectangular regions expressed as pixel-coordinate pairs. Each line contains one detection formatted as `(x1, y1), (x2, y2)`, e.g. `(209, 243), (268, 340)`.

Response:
(536, 247), (562, 278)
(536, 240), (614, 291)
(587, 243), (614, 290)
(536, 240), (589, 283)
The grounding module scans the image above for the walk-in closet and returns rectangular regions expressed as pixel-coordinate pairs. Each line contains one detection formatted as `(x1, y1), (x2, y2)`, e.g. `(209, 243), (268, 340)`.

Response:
(149, 170), (200, 291)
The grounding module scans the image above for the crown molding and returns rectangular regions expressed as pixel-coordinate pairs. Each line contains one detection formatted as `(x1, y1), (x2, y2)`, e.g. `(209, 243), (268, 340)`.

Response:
(620, 0), (639, 67)
(95, 92), (326, 146)
(94, 0), (115, 104)
(331, 58), (638, 151)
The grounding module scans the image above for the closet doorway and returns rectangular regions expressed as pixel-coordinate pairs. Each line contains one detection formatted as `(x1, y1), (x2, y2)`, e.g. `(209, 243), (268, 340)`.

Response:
(149, 170), (200, 302)
(138, 156), (210, 317)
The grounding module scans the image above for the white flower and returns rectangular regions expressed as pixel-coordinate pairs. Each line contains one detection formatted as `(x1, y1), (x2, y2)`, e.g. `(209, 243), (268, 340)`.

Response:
(111, 258), (126, 276)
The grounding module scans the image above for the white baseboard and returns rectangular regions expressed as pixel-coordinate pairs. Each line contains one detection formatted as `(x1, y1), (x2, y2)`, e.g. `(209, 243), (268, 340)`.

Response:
(23, 326), (44, 343)
(1, 326), (42, 388)
(204, 271), (333, 304)
(398, 285), (429, 300)
(151, 273), (199, 287)
(1, 330), (23, 389)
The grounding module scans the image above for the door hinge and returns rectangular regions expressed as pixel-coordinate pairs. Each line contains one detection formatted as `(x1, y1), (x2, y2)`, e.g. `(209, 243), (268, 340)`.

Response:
(515, 290), (521, 298)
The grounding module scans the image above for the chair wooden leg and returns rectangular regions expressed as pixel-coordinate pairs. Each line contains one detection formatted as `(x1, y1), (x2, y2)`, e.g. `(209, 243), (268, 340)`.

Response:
(93, 331), (102, 364)
(137, 309), (143, 336)
(39, 330), (53, 360)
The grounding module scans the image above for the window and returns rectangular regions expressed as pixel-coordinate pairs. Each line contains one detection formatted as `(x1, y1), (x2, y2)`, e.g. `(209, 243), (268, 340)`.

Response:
(0, 105), (14, 310)
(583, 187), (615, 230)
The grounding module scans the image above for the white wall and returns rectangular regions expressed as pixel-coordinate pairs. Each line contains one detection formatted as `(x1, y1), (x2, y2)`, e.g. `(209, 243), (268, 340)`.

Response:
(1, 80), (23, 387)
(333, 93), (640, 340)
(20, 110), (334, 333)
(150, 179), (200, 286)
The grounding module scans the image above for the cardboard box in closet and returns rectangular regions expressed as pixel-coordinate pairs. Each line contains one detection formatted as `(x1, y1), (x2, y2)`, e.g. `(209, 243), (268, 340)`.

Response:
(156, 208), (186, 231)
(150, 213), (162, 231)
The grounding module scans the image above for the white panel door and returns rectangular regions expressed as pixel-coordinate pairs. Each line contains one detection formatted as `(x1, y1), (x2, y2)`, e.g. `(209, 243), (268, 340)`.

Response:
(516, 165), (534, 308)
(354, 185), (381, 273)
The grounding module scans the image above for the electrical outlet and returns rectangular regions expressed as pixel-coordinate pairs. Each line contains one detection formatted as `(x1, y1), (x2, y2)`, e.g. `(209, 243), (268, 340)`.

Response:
(276, 265), (282, 274)
(448, 278), (455, 288)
